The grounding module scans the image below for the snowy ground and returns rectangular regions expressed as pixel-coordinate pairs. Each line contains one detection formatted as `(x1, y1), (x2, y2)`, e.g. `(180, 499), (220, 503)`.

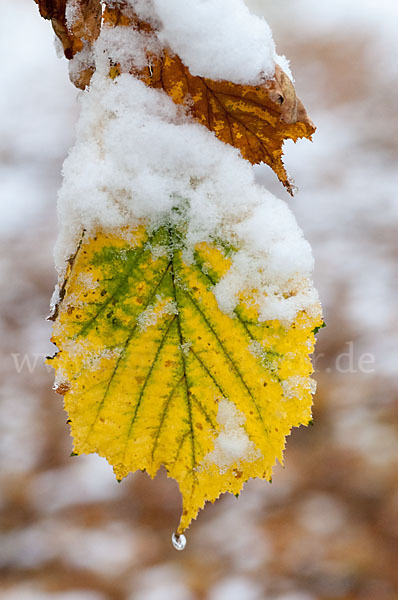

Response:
(0, 1), (397, 599)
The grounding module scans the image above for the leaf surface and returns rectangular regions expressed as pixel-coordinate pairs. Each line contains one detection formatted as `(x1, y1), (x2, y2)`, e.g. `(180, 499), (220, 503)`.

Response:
(50, 226), (322, 533)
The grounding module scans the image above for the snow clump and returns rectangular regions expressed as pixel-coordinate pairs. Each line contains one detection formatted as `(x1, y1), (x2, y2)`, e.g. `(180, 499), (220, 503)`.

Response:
(203, 399), (262, 471)
(131, 0), (292, 83)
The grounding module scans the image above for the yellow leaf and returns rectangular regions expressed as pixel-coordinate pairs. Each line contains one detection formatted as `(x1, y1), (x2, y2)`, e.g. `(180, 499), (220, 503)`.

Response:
(49, 225), (322, 533)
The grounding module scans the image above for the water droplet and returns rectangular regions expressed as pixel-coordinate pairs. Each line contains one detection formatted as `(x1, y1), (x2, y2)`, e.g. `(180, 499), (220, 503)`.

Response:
(172, 532), (186, 551)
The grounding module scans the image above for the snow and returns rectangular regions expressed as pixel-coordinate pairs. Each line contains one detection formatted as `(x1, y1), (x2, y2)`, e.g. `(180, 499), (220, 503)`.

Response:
(87, 24), (161, 74)
(132, 0), (285, 84)
(56, 22), (319, 325)
(137, 297), (178, 331)
(203, 399), (262, 471)
(65, 0), (80, 32)
(282, 376), (316, 400)
(68, 46), (95, 85)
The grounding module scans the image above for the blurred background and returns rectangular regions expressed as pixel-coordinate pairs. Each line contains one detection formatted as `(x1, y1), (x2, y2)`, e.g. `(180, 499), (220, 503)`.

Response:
(0, 0), (397, 598)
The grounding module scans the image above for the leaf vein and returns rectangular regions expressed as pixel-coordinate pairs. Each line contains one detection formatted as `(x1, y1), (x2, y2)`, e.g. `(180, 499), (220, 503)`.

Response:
(83, 261), (172, 443)
(121, 313), (177, 461)
(151, 373), (185, 462)
(183, 288), (269, 436)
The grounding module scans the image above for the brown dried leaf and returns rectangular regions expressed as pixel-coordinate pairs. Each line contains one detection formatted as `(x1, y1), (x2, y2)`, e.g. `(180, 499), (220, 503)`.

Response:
(103, 4), (315, 193)
(34, 0), (101, 87)
(146, 57), (314, 192)
(34, 0), (315, 190)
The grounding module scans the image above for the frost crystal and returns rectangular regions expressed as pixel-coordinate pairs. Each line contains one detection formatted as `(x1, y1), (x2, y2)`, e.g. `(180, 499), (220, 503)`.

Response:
(137, 297), (178, 331)
(282, 376), (317, 400)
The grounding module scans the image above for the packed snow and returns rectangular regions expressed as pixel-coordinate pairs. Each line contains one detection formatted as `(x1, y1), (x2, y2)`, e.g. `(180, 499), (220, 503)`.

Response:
(56, 19), (319, 325)
(130, 0), (291, 83)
